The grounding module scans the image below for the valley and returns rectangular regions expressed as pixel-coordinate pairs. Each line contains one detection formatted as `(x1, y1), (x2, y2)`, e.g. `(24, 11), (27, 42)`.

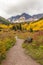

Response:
(0, 14), (43, 65)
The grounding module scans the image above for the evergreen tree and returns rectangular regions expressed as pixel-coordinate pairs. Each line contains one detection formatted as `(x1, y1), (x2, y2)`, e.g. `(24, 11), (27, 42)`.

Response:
(19, 24), (22, 31)
(12, 26), (17, 31)
(29, 28), (33, 32)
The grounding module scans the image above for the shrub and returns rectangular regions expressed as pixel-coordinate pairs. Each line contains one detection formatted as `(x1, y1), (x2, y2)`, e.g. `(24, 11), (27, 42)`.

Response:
(24, 37), (33, 43)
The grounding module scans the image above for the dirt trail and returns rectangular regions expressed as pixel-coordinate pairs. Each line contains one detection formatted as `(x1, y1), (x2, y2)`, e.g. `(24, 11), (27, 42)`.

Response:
(2, 38), (40, 65)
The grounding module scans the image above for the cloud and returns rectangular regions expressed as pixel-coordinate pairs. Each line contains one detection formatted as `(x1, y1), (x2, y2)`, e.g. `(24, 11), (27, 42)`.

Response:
(0, 0), (43, 18)
(5, 0), (38, 14)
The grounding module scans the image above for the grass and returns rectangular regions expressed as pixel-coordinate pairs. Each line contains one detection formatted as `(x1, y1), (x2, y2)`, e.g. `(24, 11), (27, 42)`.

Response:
(17, 31), (34, 39)
(22, 36), (43, 65)
(16, 30), (43, 64)
(0, 29), (16, 64)
(0, 28), (43, 65)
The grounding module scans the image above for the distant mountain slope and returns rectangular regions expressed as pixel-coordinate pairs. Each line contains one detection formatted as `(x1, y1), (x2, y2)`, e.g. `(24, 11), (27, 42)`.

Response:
(0, 16), (10, 25)
(8, 13), (43, 23)
(8, 15), (20, 22)
(32, 13), (43, 19)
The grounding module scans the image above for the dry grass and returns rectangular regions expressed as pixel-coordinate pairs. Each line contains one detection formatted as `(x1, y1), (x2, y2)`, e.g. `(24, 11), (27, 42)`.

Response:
(22, 31), (43, 65)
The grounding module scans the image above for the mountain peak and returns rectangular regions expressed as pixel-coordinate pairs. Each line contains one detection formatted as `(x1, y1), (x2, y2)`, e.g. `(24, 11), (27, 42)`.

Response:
(8, 13), (31, 22)
(21, 13), (31, 20)
(21, 13), (30, 15)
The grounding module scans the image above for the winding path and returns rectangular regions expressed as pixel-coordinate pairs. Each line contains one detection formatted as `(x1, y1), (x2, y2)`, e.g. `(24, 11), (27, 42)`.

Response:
(2, 38), (40, 65)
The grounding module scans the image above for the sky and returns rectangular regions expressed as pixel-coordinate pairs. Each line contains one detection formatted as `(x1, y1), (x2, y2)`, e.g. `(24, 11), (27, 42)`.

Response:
(0, 0), (43, 18)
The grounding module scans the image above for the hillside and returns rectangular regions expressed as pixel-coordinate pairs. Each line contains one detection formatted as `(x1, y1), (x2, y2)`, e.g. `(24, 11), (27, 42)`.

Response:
(0, 16), (12, 29)
(22, 18), (43, 31)
(0, 16), (10, 25)
(0, 16), (43, 31)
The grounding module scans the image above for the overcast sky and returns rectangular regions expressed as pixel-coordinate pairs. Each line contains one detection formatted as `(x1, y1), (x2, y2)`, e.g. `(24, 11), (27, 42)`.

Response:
(0, 0), (43, 18)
